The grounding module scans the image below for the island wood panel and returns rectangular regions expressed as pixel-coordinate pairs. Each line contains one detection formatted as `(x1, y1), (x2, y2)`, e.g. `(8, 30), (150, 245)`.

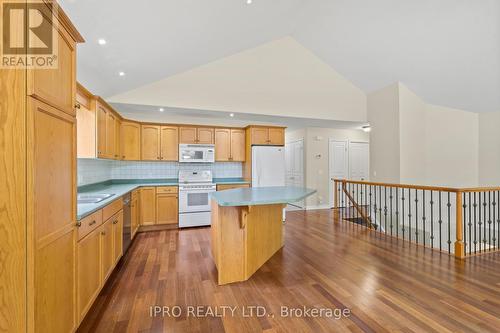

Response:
(216, 184), (250, 191)
(121, 121), (141, 160)
(160, 126), (178, 161)
(141, 125), (160, 160)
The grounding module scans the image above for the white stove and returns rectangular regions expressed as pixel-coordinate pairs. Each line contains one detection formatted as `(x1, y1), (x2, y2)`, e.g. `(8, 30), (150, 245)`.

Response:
(178, 170), (216, 228)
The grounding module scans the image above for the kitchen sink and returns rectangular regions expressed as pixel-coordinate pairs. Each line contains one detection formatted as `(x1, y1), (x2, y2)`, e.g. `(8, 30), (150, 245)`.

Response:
(77, 193), (115, 204)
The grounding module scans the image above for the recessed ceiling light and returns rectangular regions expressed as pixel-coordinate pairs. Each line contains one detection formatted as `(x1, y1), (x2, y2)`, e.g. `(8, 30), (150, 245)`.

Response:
(159, 108), (164, 112)
(118, 71), (125, 76)
(98, 38), (107, 45)
(246, 0), (252, 4)
(230, 113), (235, 117)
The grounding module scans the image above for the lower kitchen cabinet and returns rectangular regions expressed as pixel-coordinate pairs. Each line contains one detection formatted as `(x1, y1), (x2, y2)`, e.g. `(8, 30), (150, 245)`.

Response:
(77, 227), (101, 322)
(131, 190), (140, 238)
(100, 218), (114, 283)
(156, 193), (178, 225)
(140, 187), (156, 225)
(113, 210), (124, 265)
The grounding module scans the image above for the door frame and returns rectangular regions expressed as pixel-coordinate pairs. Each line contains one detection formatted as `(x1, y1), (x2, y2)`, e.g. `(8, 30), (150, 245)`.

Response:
(328, 139), (349, 208)
(285, 138), (305, 209)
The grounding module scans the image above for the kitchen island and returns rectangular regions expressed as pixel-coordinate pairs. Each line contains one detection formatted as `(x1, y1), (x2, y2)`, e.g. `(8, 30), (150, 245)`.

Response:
(210, 186), (316, 285)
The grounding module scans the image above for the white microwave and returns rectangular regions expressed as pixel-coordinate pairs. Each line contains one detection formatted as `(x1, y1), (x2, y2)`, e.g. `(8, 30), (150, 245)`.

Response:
(179, 144), (215, 163)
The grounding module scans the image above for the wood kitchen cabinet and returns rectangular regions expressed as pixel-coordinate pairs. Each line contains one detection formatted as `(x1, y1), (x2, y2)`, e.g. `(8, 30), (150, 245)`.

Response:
(115, 117), (122, 160)
(156, 187), (178, 225)
(97, 102), (107, 158)
(216, 183), (250, 191)
(248, 126), (285, 146)
(106, 110), (116, 159)
(100, 218), (114, 282)
(112, 210), (124, 265)
(142, 125), (179, 161)
(179, 126), (214, 144)
(76, 83), (97, 158)
(140, 187), (157, 225)
(77, 227), (101, 323)
(121, 121), (141, 160)
(131, 190), (140, 238)
(215, 128), (246, 161)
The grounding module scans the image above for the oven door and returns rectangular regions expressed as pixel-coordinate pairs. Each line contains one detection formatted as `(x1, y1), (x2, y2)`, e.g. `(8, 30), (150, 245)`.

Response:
(179, 189), (213, 213)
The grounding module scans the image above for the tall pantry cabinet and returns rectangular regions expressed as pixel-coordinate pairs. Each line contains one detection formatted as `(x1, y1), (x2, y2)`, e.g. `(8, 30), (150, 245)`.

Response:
(0, 2), (84, 332)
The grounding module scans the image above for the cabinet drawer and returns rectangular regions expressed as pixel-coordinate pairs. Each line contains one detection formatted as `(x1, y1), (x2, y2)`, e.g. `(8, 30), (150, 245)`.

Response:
(102, 198), (123, 221)
(78, 210), (103, 241)
(156, 186), (178, 194)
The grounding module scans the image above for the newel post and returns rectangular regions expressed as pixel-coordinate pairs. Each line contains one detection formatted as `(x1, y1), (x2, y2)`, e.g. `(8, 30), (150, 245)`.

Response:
(454, 191), (465, 259)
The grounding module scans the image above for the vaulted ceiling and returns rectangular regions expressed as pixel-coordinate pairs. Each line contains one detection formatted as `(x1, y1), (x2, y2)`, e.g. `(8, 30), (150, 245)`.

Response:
(61, 0), (500, 114)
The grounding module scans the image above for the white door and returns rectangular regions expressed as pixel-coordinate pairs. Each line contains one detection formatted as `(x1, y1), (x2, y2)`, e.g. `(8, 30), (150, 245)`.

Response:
(329, 140), (348, 207)
(349, 142), (369, 181)
(285, 140), (305, 210)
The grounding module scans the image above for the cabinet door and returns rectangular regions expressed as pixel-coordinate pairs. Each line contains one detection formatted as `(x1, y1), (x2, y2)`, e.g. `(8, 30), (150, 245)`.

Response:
(160, 126), (179, 161)
(106, 112), (116, 159)
(179, 127), (197, 144)
(121, 121), (141, 160)
(268, 128), (285, 146)
(156, 194), (178, 225)
(77, 228), (101, 323)
(140, 187), (156, 225)
(251, 127), (269, 145)
(114, 118), (121, 160)
(29, 98), (77, 333)
(141, 125), (161, 160)
(76, 99), (96, 159)
(197, 127), (214, 144)
(215, 129), (231, 161)
(28, 25), (76, 116)
(112, 210), (123, 265)
(97, 104), (107, 158)
(100, 219), (114, 283)
(131, 197), (138, 239)
(230, 129), (245, 161)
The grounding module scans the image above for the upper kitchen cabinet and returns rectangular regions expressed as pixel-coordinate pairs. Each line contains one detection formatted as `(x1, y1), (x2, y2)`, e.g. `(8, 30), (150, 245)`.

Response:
(76, 90), (123, 160)
(179, 126), (214, 144)
(142, 125), (178, 161)
(215, 128), (245, 162)
(247, 126), (285, 146)
(28, 16), (76, 116)
(121, 121), (141, 160)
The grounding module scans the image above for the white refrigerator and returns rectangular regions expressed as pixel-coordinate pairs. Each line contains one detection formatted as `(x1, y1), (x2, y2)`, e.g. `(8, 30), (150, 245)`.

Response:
(251, 146), (286, 220)
(252, 146), (286, 187)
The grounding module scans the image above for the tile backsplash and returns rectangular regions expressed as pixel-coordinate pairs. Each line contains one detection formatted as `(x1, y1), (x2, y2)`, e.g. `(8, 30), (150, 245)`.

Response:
(77, 159), (243, 186)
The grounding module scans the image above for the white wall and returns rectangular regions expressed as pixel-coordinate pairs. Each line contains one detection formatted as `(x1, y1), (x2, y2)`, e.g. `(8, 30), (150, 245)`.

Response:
(367, 83), (400, 183)
(368, 83), (480, 187)
(479, 112), (500, 186)
(425, 105), (478, 187)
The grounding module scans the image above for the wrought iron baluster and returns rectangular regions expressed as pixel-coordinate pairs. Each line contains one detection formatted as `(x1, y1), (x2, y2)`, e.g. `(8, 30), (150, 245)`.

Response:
(462, 192), (467, 254)
(408, 190), (412, 242)
(369, 185), (373, 227)
(374, 185), (378, 232)
(497, 191), (500, 252)
(494, 191), (497, 250)
(439, 191), (442, 252)
(390, 187), (393, 236)
(422, 191), (426, 247)
(488, 192), (492, 251)
(430, 191), (434, 249)
(479, 192), (482, 253)
(384, 187), (387, 236)
(468, 193), (472, 255)
(474, 192), (477, 254)
(415, 189), (419, 244)
(402, 189), (406, 241)
(379, 186), (382, 234)
(396, 188), (399, 238)
(447, 192), (451, 254)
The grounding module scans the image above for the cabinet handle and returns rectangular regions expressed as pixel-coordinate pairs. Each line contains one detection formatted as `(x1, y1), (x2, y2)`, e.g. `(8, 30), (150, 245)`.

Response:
(101, 231), (106, 236)
(122, 155), (125, 159)
(75, 103), (81, 109)
(113, 219), (118, 225)
(89, 220), (96, 226)
(76, 221), (81, 227)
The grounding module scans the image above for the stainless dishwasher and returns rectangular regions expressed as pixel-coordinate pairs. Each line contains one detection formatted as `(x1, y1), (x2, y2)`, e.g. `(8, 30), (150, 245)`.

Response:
(122, 193), (132, 253)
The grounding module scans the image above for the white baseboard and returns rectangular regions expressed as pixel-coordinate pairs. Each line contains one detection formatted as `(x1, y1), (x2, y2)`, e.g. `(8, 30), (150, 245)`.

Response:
(305, 204), (332, 211)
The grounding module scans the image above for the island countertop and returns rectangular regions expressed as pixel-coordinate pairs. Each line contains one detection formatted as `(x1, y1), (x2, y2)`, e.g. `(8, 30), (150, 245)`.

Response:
(210, 186), (316, 207)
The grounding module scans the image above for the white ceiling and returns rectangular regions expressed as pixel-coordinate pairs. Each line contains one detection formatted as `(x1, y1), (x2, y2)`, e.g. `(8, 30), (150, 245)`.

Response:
(61, 0), (500, 113)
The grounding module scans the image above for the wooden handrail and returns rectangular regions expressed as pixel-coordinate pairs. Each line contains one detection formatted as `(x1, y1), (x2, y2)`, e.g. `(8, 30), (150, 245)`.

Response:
(333, 179), (500, 193)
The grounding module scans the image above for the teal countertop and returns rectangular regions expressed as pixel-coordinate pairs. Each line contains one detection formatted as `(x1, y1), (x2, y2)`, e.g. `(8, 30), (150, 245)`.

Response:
(77, 178), (250, 220)
(210, 186), (316, 207)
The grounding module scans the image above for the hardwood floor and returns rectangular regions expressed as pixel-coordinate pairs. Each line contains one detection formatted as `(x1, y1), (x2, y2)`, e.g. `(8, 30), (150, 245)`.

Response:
(78, 209), (500, 333)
